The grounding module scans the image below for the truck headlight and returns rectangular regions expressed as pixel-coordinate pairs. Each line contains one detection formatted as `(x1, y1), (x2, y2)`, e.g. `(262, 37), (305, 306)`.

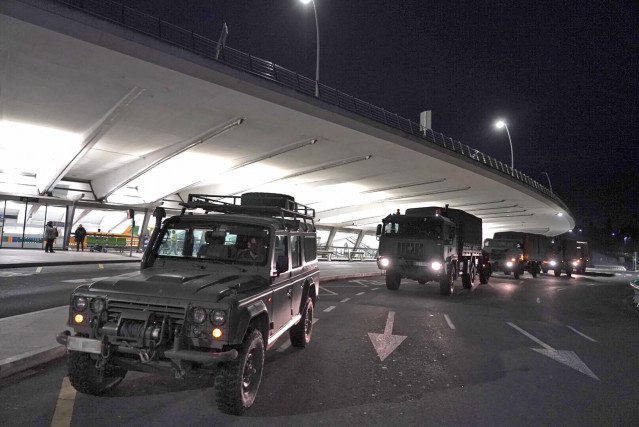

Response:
(73, 296), (87, 311)
(572, 261), (578, 266)
(506, 261), (513, 268)
(550, 260), (557, 266)
(211, 310), (227, 326)
(379, 258), (390, 268)
(431, 261), (442, 271)
(191, 307), (207, 324)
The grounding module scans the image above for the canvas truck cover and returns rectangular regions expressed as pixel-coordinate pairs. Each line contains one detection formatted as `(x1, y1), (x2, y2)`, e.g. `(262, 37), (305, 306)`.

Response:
(493, 231), (548, 262)
(405, 207), (482, 252)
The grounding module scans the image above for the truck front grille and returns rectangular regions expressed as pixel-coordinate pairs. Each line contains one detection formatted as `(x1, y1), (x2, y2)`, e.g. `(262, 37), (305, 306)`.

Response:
(397, 242), (424, 257)
(107, 300), (186, 326)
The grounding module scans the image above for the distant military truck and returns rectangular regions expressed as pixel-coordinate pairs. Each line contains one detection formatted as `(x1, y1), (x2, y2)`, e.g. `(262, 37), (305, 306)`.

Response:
(483, 231), (548, 279)
(376, 205), (487, 295)
(56, 193), (319, 415)
(544, 236), (586, 277)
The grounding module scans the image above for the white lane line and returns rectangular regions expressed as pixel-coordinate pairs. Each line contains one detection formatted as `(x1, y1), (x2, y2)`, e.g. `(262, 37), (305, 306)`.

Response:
(507, 322), (554, 350)
(488, 282), (496, 289)
(340, 298), (351, 303)
(356, 292), (365, 296)
(50, 376), (76, 427)
(323, 306), (336, 313)
(519, 280), (524, 285)
(320, 286), (339, 295)
(536, 297), (541, 304)
(444, 314), (456, 330)
(371, 287), (380, 291)
(567, 326), (597, 342)
(36, 267), (43, 273)
(98, 264), (104, 269)
(312, 318), (319, 325)
(276, 341), (291, 352)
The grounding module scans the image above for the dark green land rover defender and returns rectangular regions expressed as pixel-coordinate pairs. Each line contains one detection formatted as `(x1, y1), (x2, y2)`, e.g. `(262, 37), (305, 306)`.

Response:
(56, 193), (319, 415)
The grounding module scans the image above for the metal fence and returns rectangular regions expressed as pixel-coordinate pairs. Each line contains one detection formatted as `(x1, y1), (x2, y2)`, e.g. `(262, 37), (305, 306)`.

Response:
(44, 0), (561, 204)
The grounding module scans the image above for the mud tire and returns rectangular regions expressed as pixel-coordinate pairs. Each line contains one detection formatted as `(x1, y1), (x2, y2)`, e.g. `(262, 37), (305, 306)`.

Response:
(68, 351), (127, 395)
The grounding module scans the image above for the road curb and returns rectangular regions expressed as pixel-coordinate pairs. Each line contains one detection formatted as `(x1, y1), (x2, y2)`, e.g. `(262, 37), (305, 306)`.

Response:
(0, 259), (140, 269)
(0, 345), (66, 379)
(321, 271), (384, 283)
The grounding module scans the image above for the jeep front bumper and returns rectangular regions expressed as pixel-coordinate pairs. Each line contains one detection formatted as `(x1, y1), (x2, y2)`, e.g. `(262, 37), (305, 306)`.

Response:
(56, 330), (238, 364)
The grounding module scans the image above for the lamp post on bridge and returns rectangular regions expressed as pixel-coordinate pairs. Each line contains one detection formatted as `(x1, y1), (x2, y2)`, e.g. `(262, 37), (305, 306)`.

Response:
(541, 171), (553, 195)
(495, 120), (514, 170)
(299, 0), (320, 97)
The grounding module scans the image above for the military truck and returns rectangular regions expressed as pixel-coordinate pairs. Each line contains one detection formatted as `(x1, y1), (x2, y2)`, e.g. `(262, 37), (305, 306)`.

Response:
(483, 231), (548, 279)
(56, 193), (319, 415)
(544, 236), (583, 277)
(375, 205), (486, 295)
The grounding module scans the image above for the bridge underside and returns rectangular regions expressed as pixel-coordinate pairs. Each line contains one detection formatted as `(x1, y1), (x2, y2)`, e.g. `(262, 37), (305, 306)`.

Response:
(0, 3), (574, 239)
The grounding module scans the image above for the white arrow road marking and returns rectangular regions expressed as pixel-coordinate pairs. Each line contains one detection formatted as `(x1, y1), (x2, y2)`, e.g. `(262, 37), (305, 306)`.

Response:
(36, 267), (43, 273)
(444, 314), (456, 330)
(340, 298), (350, 303)
(368, 311), (407, 362)
(567, 326), (597, 342)
(507, 322), (599, 380)
(356, 292), (365, 296)
(320, 286), (338, 295)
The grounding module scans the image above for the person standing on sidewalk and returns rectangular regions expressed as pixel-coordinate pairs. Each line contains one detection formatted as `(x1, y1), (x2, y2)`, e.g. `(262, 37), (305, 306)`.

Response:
(74, 224), (87, 252)
(43, 221), (57, 253)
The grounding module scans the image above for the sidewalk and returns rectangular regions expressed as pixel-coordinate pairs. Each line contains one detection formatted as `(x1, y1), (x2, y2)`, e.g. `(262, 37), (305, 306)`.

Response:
(0, 248), (142, 269)
(0, 259), (382, 379)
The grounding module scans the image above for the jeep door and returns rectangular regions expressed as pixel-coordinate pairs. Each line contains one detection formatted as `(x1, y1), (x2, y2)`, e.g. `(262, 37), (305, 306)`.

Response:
(288, 234), (305, 316)
(270, 234), (293, 333)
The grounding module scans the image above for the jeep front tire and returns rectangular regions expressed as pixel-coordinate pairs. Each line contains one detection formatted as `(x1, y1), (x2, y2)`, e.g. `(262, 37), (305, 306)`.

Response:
(68, 351), (127, 395)
(215, 329), (265, 415)
(385, 270), (401, 290)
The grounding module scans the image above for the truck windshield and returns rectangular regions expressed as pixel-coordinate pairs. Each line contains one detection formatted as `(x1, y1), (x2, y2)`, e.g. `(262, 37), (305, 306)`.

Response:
(156, 223), (270, 266)
(484, 240), (522, 249)
(383, 217), (442, 240)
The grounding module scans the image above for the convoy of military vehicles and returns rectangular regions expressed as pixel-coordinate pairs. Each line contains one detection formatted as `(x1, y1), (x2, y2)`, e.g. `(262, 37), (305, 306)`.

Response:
(55, 191), (586, 415)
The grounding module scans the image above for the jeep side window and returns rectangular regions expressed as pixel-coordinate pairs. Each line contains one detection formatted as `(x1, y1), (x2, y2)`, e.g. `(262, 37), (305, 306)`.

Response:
(304, 235), (317, 262)
(291, 235), (301, 268)
(274, 235), (288, 273)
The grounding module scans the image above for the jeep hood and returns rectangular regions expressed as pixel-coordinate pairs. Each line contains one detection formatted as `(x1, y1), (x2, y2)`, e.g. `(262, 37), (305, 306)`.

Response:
(86, 269), (268, 301)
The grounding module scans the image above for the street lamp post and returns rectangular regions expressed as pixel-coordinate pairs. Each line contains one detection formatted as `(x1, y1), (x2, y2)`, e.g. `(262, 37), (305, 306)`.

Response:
(541, 171), (553, 194)
(300, 0), (320, 97)
(495, 120), (514, 170)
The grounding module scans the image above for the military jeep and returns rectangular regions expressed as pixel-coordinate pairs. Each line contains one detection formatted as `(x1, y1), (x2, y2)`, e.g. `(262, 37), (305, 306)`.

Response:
(56, 193), (319, 415)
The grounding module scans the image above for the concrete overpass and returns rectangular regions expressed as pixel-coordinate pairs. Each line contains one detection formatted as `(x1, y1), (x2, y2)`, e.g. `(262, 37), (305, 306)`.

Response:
(0, 0), (574, 248)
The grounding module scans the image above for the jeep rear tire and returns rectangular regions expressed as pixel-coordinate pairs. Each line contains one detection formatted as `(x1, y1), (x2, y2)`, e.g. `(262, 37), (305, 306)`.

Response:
(290, 297), (313, 347)
(385, 270), (401, 290)
(68, 351), (127, 395)
(215, 329), (265, 415)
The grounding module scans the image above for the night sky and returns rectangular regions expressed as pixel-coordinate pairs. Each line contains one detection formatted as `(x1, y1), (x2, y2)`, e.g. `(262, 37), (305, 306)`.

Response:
(128, 0), (638, 228)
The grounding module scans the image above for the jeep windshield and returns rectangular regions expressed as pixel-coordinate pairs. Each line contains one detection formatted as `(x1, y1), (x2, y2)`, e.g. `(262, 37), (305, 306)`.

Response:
(383, 217), (443, 240)
(156, 223), (270, 266)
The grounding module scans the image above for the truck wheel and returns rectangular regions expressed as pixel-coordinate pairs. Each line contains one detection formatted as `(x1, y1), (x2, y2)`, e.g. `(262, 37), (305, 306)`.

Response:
(504, 271), (511, 276)
(554, 269), (561, 277)
(542, 267), (548, 274)
(290, 297), (313, 348)
(479, 270), (488, 284)
(531, 263), (539, 278)
(386, 270), (401, 290)
(215, 329), (265, 415)
(513, 269), (520, 279)
(68, 351), (127, 395)
(439, 264), (455, 296)
(566, 268), (573, 278)
(462, 274), (472, 289)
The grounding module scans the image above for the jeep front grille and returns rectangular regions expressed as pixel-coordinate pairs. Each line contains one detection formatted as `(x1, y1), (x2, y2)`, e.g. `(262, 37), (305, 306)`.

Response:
(107, 300), (186, 325)
(397, 242), (424, 258)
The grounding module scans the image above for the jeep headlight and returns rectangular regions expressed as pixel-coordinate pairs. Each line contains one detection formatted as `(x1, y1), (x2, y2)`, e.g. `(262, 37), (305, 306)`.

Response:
(431, 261), (442, 271)
(550, 260), (557, 266)
(211, 310), (227, 326)
(506, 261), (513, 267)
(191, 307), (207, 324)
(73, 296), (87, 311)
(90, 297), (105, 313)
(572, 261), (578, 267)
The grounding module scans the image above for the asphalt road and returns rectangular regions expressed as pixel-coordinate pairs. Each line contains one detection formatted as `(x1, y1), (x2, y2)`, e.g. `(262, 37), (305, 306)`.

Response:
(1, 271), (638, 426)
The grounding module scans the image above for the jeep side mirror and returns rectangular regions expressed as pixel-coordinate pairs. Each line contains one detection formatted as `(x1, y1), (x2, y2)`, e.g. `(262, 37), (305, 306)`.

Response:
(276, 255), (289, 275)
(376, 224), (382, 237)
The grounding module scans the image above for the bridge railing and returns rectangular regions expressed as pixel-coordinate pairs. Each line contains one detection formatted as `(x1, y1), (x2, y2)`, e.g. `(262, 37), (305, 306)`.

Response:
(48, 0), (560, 204)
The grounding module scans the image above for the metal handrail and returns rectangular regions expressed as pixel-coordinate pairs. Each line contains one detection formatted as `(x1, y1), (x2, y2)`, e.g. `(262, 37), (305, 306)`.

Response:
(42, 0), (564, 206)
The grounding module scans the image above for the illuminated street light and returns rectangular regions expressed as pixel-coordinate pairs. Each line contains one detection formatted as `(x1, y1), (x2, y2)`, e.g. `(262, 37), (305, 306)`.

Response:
(495, 120), (514, 169)
(300, 0), (320, 97)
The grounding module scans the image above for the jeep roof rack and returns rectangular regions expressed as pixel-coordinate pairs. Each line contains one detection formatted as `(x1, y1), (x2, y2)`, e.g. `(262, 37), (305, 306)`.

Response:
(179, 193), (315, 225)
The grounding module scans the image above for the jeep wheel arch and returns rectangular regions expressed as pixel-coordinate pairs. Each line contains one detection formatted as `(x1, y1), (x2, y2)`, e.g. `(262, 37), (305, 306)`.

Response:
(231, 300), (269, 345)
